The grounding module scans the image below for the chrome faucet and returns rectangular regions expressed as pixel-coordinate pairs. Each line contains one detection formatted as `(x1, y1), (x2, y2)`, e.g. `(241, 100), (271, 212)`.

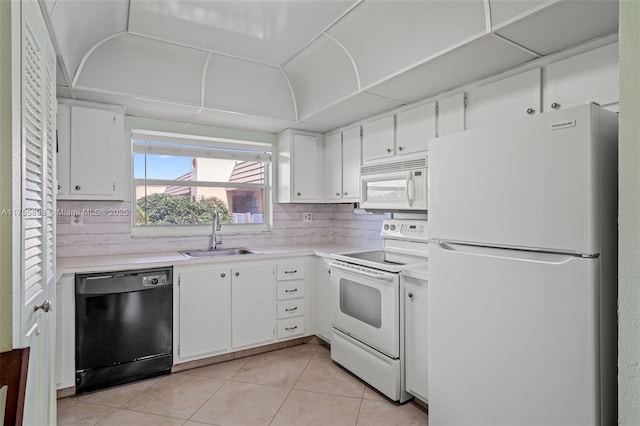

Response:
(211, 209), (222, 250)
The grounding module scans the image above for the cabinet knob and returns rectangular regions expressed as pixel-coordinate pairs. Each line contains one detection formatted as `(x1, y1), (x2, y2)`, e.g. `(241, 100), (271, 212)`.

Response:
(551, 102), (561, 110)
(343, 192), (348, 196)
(526, 108), (535, 115)
(336, 192), (341, 196)
(221, 273), (226, 278)
(34, 300), (51, 313)
(297, 192), (301, 196)
(74, 185), (81, 191)
(408, 292), (414, 299)
(57, 184), (60, 190)
(398, 146), (404, 151)
(386, 148), (392, 153)
(235, 272), (240, 277)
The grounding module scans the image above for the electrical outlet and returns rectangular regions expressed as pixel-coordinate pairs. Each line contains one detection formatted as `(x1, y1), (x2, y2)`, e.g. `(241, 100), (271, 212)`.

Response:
(303, 212), (313, 222)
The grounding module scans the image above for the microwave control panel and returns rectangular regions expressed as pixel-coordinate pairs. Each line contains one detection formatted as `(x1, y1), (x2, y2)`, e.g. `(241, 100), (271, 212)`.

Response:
(381, 219), (428, 241)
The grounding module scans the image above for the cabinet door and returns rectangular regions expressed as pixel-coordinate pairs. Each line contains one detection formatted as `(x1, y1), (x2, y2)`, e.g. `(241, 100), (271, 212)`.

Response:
(405, 280), (428, 402)
(56, 103), (70, 196)
(179, 268), (231, 359)
(292, 133), (319, 200)
(545, 42), (619, 112)
(69, 106), (121, 197)
(315, 258), (332, 343)
(437, 92), (465, 137)
(396, 103), (435, 155)
(232, 266), (275, 348)
(342, 126), (361, 201)
(324, 133), (343, 200)
(362, 115), (395, 163)
(466, 68), (542, 130)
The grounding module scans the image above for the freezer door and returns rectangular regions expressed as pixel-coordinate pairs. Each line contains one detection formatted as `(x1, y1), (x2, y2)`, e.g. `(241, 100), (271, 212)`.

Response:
(428, 242), (605, 426)
(428, 104), (616, 254)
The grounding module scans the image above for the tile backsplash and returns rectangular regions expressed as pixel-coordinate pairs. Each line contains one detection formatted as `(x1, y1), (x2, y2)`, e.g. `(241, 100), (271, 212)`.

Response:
(56, 201), (386, 258)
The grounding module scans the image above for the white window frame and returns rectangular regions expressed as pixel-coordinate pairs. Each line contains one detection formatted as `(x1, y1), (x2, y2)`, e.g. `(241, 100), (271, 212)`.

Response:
(131, 129), (273, 237)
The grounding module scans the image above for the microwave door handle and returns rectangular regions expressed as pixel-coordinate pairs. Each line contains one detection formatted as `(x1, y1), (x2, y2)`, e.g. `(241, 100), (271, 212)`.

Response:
(407, 178), (413, 204)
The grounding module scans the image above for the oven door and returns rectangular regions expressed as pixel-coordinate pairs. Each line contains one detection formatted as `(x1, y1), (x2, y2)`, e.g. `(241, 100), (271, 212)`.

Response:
(330, 261), (400, 358)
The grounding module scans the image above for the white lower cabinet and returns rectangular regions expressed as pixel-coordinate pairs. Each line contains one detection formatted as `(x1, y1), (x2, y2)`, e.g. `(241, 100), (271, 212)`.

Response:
(275, 262), (305, 339)
(178, 267), (231, 359)
(231, 265), (276, 348)
(315, 257), (332, 343)
(404, 275), (428, 403)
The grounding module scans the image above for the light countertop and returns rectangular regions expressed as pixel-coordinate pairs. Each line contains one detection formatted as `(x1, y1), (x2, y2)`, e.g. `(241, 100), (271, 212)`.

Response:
(57, 243), (373, 277)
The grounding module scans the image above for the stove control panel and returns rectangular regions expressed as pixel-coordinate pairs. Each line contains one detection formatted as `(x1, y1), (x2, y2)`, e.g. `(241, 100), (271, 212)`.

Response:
(381, 219), (428, 241)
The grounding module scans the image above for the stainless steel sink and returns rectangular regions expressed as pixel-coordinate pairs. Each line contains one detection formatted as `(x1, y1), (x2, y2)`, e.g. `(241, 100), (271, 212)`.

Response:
(179, 248), (263, 259)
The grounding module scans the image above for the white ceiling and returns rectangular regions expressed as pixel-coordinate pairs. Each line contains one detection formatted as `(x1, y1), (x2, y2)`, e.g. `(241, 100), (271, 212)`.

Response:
(44, 0), (619, 134)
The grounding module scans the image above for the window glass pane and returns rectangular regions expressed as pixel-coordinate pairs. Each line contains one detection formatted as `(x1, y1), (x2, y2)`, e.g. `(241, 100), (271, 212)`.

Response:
(339, 278), (382, 328)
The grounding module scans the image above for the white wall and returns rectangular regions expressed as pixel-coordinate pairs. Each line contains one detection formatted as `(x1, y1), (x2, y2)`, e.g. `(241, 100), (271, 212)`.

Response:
(56, 201), (384, 257)
(618, 0), (640, 424)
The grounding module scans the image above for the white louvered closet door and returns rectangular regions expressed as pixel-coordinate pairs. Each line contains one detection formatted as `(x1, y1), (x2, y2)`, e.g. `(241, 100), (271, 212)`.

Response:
(18, 0), (57, 424)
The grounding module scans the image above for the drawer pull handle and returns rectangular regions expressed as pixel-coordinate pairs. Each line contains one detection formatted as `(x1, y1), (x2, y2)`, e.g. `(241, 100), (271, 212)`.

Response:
(285, 307), (298, 312)
(284, 289), (298, 293)
(285, 326), (298, 331)
(284, 270), (297, 274)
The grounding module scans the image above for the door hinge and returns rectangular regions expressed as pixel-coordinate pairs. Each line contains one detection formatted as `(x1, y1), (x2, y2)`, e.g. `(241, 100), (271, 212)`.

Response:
(113, 115), (116, 124)
(360, 127), (363, 137)
(113, 182), (116, 191)
(177, 345), (180, 356)
(178, 275), (181, 286)
(463, 94), (468, 108)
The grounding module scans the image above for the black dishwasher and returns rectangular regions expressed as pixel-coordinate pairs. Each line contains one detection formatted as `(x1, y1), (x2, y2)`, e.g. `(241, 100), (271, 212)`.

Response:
(75, 267), (173, 393)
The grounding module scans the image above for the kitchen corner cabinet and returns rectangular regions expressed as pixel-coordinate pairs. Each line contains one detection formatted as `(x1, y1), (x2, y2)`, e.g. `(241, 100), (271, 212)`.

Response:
(277, 130), (322, 202)
(395, 103), (436, 155)
(57, 101), (125, 200)
(404, 275), (428, 403)
(466, 68), (542, 130)
(323, 126), (361, 202)
(177, 267), (231, 359)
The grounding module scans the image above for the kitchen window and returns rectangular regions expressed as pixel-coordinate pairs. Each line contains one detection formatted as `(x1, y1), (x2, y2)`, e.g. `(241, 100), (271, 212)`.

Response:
(132, 130), (272, 236)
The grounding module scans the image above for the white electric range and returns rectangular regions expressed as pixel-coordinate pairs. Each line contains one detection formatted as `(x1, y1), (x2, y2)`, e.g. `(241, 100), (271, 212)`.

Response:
(329, 218), (428, 402)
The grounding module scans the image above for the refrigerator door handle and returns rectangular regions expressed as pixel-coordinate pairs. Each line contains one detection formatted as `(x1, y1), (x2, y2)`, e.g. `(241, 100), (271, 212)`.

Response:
(431, 240), (581, 265)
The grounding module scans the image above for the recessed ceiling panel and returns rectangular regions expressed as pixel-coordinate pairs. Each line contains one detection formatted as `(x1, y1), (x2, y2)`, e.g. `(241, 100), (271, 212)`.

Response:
(204, 55), (295, 120)
(366, 35), (538, 104)
(128, 0), (357, 65)
(301, 93), (403, 129)
(49, 0), (128, 81)
(76, 34), (207, 105)
(283, 34), (359, 119)
(495, 0), (619, 55)
(327, 0), (486, 88)
(488, 0), (551, 29)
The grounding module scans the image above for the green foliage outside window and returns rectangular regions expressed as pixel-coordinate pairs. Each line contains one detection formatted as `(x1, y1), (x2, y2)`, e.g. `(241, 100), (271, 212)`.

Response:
(136, 193), (232, 226)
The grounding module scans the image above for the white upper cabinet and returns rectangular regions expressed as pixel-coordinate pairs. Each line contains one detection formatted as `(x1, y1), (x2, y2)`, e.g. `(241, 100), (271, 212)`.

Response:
(324, 133), (343, 201)
(466, 68), (542, 130)
(327, 0), (485, 89)
(395, 103), (436, 155)
(342, 126), (361, 201)
(545, 42), (619, 112)
(437, 92), (466, 137)
(323, 126), (361, 202)
(488, 1), (550, 30)
(362, 115), (395, 164)
(277, 130), (322, 202)
(57, 101), (125, 200)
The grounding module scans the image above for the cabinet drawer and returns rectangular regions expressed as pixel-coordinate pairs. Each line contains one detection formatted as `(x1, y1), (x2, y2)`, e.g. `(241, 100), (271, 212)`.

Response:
(276, 263), (304, 281)
(277, 299), (305, 319)
(277, 281), (305, 300)
(277, 317), (305, 339)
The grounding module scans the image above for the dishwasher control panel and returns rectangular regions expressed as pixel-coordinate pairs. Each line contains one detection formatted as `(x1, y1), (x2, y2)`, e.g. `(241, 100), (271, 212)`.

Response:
(143, 274), (168, 287)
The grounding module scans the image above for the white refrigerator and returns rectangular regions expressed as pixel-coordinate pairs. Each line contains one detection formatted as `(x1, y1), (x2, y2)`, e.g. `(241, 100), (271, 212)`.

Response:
(427, 104), (618, 426)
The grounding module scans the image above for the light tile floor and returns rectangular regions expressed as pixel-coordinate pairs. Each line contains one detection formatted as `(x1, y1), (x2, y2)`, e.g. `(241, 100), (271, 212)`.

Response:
(58, 342), (428, 426)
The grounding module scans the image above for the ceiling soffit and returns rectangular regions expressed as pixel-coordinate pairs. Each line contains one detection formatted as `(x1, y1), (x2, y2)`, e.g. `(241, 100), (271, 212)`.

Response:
(51, 0), (619, 133)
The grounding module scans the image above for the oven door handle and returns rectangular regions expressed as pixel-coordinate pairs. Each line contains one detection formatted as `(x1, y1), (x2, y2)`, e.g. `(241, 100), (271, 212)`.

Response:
(330, 263), (397, 283)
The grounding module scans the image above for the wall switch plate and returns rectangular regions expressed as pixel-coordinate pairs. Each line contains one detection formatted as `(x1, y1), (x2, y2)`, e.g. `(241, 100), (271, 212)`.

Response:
(303, 212), (313, 222)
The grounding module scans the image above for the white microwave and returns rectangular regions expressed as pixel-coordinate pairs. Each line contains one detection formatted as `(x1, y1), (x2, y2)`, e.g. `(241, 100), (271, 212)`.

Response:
(359, 158), (427, 211)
